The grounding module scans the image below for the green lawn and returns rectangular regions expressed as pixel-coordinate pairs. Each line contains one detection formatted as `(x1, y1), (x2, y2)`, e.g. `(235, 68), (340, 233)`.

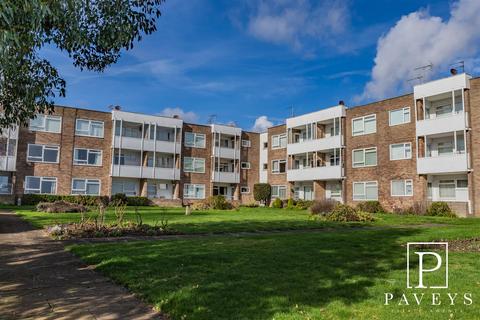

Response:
(67, 218), (480, 320)
(12, 205), (461, 234)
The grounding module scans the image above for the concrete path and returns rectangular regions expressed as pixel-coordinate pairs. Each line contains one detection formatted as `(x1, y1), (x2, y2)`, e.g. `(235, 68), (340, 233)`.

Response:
(0, 210), (164, 320)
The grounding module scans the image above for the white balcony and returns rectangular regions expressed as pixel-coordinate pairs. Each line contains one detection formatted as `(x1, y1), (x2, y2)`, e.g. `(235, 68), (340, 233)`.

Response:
(213, 146), (240, 159)
(114, 137), (181, 153)
(287, 165), (342, 182)
(416, 112), (467, 136)
(417, 153), (468, 174)
(287, 135), (342, 155)
(414, 73), (471, 99)
(111, 165), (180, 180)
(211, 171), (240, 183)
(286, 105), (346, 128)
(0, 156), (16, 171)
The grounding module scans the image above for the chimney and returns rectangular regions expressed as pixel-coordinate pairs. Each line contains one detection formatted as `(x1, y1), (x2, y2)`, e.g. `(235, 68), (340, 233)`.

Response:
(173, 115), (180, 119)
(450, 68), (458, 75)
(339, 100), (345, 106)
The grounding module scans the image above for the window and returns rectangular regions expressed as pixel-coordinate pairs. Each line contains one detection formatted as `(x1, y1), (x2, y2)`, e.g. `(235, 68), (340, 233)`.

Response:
(0, 176), (11, 194)
(263, 163), (268, 170)
(183, 157), (205, 173)
(24, 176), (57, 194)
(272, 133), (287, 149)
(437, 142), (453, 155)
(263, 142), (268, 149)
(439, 180), (456, 199)
(112, 180), (138, 196)
(389, 107), (411, 126)
(184, 184), (205, 199)
(391, 179), (413, 196)
(330, 184), (341, 198)
(27, 144), (59, 163)
(272, 159), (286, 173)
(184, 132), (206, 148)
(352, 114), (376, 136)
(352, 147), (377, 167)
(240, 186), (250, 194)
(271, 185), (287, 199)
(29, 114), (62, 133)
(75, 119), (104, 138)
(241, 139), (251, 147)
(353, 181), (378, 200)
(457, 180), (468, 188)
(73, 148), (102, 166)
(71, 178), (100, 195)
(390, 143), (412, 160)
(241, 162), (251, 169)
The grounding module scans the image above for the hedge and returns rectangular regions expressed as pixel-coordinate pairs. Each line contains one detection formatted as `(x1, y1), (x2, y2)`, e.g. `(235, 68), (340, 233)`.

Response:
(20, 194), (150, 206)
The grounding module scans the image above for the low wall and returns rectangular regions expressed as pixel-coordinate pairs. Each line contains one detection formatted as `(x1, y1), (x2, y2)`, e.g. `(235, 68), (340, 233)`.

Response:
(0, 195), (15, 205)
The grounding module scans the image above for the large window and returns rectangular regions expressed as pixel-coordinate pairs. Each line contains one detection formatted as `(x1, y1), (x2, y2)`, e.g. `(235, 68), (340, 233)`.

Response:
(353, 181), (378, 200)
(75, 119), (104, 138)
(390, 143), (412, 160)
(183, 157), (205, 173)
(352, 147), (377, 167)
(184, 132), (206, 148)
(29, 114), (62, 133)
(272, 159), (286, 173)
(27, 144), (59, 163)
(0, 176), (11, 194)
(389, 107), (410, 126)
(73, 148), (102, 166)
(24, 176), (57, 194)
(391, 179), (413, 197)
(184, 184), (205, 199)
(271, 185), (287, 199)
(71, 178), (100, 195)
(272, 133), (287, 149)
(439, 180), (456, 199)
(112, 180), (138, 196)
(352, 114), (376, 136)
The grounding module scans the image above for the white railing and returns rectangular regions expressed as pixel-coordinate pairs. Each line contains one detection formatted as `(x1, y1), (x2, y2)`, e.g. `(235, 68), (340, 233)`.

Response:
(287, 135), (342, 155)
(114, 137), (181, 153)
(417, 153), (469, 174)
(211, 171), (240, 183)
(111, 165), (180, 180)
(212, 146), (240, 159)
(287, 165), (342, 181)
(416, 112), (467, 136)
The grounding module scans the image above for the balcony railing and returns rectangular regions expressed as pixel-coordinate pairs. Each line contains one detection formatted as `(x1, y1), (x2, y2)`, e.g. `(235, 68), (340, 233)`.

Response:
(287, 165), (342, 182)
(113, 137), (181, 153)
(417, 153), (469, 174)
(212, 146), (240, 159)
(111, 165), (180, 180)
(416, 112), (467, 136)
(211, 171), (240, 183)
(287, 135), (342, 155)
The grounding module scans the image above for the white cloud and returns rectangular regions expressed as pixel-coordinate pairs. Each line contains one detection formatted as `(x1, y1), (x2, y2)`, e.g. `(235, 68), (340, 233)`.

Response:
(251, 115), (273, 132)
(158, 107), (199, 123)
(359, 0), (480, 101)
(247, 0), (349, 53)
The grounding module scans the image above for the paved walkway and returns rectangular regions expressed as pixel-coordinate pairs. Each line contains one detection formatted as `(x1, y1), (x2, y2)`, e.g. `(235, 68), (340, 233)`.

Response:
(0, 210), (164, 320)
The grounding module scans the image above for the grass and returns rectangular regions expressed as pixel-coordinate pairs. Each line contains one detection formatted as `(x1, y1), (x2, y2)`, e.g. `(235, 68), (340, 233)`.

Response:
(67, 218), (480, 320)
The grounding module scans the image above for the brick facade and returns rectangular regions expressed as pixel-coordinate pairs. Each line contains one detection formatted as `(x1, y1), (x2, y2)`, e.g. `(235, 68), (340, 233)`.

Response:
(267, 124), (289, 197)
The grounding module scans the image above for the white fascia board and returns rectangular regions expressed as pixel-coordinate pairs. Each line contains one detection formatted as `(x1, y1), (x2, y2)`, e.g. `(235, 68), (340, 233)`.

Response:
(112, 110), (183, 127)
(414, 73), (472, 99)
(286, 105), (346, 128)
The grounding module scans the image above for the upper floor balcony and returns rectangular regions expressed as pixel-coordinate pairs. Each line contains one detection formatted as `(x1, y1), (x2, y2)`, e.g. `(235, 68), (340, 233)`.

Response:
(211, 171), (240, 184)
(287, 150), (343, 181)
(211, 124), (242, 159)
(211, 159), (239, 183)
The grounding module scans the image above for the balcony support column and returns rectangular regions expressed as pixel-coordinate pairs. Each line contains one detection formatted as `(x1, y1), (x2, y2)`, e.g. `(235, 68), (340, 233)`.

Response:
(233, 184), (240, 201)
(173, 182), (180, 200)
(139, 179), (148, 197)
(313, 180), (326, 201)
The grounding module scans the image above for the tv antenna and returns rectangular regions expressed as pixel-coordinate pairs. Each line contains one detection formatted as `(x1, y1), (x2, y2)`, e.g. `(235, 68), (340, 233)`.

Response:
(288, 105), (294, 117)
(408, 63), (433, 84)
(450, 61), (465, 73)
(207, 114), (217, 124)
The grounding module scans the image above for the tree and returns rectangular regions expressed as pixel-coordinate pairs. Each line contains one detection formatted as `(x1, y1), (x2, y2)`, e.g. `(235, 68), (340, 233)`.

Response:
(0, 0), (164, 129)
(253, 183), (271, 204)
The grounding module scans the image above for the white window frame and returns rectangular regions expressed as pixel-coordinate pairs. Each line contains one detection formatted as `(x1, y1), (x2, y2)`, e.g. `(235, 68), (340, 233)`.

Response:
(184, 132), (206, 148)
(352, 114), (376, 136)
(389, 142), (412, 161)
(389, 107), (411, 126)
(240, 186), (250, 194)
(27, 144), (60, 163)
(271, 185), (287, 199)
(241, 139), (251, 148)
(24, 176), (57, 194)
(271, 133), (287, 149)
(73, 148), (103, 166)
(183, 184), (205, 199)
(29, 114), (62, 133)
(353, 181), (378, 201)
(390, 179), (413, 197)
(271, 159), (286, 173)
(75, 119), (105, 138)
(352, 147), (377, 168)
(183, 157), (206, 173)
(241, 162), (251, 169)
(71, 178), (101, 195)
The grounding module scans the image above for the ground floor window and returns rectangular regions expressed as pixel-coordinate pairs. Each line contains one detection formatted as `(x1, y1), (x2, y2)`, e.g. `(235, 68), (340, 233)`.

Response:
(353, 181), (378, 200)
(240, 186), (250, 194)
(391, 179), (413, 197)
(112, 180), (138, 196)
(184, 184), (205, 199)
(271, 185), (287, 199)
(0, 175), (12, 194)
(439, 180), (456, 199)
(71, 178), (100, 195)
(25, 176), (57, 194)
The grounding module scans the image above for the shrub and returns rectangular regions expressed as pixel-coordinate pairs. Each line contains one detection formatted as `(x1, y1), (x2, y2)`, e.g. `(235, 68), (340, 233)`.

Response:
(286, 198), (295, 209)
(356, 201), (384, 213)
(254, 183), (271, 203)
(126, 196), (151, 206)
(324, 204), (375, 222)
(22, 194), (109, 206)
(208, 195), (232, 210)
(295, 200), (314, 210)
(271, 198), (283, 208)
(408, 201), (428, 215)
(36, 200), (88, 213)
(111, 193), (128, 205)
(240, 201), (259, 208)
(427, 202), (456, 217)
(309, 199), (338, 215)
(190, 200), (210, 211)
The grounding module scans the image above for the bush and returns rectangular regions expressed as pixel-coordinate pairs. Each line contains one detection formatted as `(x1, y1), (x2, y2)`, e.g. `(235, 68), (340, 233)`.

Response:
(208, 195), (232, 210)
(295, 200), (314, 210)
(324, 204), (375, 222)
(286, 198), (295, 209)
(271, 198), (283, 208)
(36, 200), (88, 213)
(408, 201), (428, 215)
(111, 193), (128, 204)
(22, 194), (109, 206)
(309, 199), (338, 215)
(190, 200), (210, 211)
(427, 202), (456, 217)
(254, 183), (271, 203)
(126, 196), (151, 206)
(240, 201), (259, 208)
(356, 201), (385, 213)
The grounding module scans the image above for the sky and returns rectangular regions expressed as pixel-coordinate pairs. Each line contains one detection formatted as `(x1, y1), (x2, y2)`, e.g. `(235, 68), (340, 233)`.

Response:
(45, 0), (480, 132)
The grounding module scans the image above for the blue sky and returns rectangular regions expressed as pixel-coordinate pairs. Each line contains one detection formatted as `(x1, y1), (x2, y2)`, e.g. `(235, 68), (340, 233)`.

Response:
(46, 0), (480, 131)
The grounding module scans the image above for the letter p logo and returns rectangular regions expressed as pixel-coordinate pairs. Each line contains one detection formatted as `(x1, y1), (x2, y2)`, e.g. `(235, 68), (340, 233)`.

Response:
(407, 242), (448, 289)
